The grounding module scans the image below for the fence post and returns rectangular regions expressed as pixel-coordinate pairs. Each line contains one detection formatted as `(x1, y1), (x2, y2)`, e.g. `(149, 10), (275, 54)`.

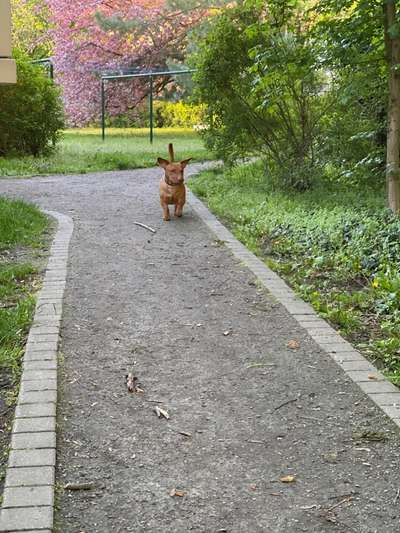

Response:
(149, 75), (154, 144)
(101, 78), (106, 141)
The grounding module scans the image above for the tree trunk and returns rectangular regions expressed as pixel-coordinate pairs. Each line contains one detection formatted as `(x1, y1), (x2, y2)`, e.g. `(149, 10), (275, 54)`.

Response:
(384, 0), (400, 214)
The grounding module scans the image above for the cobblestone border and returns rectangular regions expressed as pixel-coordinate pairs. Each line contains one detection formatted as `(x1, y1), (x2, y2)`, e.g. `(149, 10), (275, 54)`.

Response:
(0, 211), (73, 533)
(188, 191), (400, 429)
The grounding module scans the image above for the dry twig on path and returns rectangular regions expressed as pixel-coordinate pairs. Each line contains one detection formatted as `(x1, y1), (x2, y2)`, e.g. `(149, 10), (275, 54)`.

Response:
(133, 221), (156, 233)
(274, 397), (298, 411)
(154, 406), (170, 419)
(64, 482), (95, 491)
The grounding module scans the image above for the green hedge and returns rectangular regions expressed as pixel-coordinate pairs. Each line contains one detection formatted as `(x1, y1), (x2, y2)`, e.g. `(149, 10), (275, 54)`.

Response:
(0, 54), (65, 156)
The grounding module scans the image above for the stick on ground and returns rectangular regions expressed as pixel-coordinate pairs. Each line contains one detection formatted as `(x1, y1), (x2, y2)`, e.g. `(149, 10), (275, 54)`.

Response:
(133, 222), (156, 234)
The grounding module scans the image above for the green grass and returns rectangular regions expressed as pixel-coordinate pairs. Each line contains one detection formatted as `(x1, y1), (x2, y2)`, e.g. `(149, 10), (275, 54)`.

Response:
(0, 297), (36, 380)
(0, 264), (37, 301)
(0, 198), (48, 381)
(189, 161), (400, 384)
(0, 197), (48, 249)
(0, 127), (214, 177)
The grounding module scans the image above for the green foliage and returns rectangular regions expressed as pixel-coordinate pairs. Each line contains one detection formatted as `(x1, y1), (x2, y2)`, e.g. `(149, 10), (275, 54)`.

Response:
(192, 2), (264, 161)
(190, 0), (394, 191)
(0, 54), (65, 157)
(191, 1), (328, 189)
(155, 101), (205, 128)
(107, 101), (204, 129)
(313, 0), (387, 185)
(189, 162), (400, 380)
(11, 0), (53, 58)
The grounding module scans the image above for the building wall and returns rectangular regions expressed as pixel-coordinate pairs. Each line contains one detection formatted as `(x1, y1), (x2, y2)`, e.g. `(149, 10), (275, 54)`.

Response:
(0, 0), (17, 84)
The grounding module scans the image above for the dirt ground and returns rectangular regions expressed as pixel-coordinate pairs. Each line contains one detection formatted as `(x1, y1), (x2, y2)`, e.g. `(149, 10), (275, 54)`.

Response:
(1, 164), (400, 532)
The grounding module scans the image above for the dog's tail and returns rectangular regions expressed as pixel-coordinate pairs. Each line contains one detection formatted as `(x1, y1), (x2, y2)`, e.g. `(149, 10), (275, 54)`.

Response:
(168, 143), (174, 162)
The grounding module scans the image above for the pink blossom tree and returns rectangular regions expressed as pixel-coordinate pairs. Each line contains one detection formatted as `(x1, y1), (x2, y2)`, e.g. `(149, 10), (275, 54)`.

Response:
(46, 0), (208, 125)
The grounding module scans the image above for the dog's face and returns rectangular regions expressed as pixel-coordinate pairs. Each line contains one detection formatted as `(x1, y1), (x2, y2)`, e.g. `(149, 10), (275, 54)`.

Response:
(157, 158), (192, 185)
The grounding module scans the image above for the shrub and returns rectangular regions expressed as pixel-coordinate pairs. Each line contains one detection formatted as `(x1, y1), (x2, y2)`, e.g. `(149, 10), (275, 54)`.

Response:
(0, 53), (65, 156)
(157, 101), (205, 128)
(105, 100), (205, 129)
(191, 2), (325, 189)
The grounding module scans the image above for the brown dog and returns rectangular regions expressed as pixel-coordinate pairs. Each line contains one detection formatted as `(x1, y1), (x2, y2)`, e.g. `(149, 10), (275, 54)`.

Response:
(157, 144), (192, 221)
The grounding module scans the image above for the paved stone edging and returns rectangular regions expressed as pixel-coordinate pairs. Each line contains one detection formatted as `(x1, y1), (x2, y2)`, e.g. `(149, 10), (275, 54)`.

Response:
(188, 190), (400, 429)
(0, 210), (73, 533)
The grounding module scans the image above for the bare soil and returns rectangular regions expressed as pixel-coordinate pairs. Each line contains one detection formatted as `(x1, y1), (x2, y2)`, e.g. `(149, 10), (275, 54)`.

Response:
(1, 165), (400, 532)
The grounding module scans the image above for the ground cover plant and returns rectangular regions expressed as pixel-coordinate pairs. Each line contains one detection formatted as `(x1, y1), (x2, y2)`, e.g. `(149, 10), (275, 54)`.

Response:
(0, 128), (213, 177)
(189, 161), (400, 384)
(0, 197), (49, 496)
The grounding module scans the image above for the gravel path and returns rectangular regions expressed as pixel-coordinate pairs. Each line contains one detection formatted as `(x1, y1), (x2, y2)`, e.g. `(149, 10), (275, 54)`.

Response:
(1, 165), (400, 533)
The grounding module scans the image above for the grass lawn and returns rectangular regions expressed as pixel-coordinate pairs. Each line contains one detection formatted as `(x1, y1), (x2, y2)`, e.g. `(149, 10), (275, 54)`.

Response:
(0, 197), (49, 495)
(0, 127), (213, 177)
(189, 162), (400, 385)
(0, 197), (49, 379)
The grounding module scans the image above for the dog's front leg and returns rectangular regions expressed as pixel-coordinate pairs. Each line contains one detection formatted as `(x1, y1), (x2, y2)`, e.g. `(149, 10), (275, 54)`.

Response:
(161, 200), (170, 221)
(174, 201), (184, 218)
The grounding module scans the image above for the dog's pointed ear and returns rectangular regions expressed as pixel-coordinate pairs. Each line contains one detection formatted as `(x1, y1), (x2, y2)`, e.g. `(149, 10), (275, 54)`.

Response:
(157, 157), (169, 169)
(180, 158), (192, 169)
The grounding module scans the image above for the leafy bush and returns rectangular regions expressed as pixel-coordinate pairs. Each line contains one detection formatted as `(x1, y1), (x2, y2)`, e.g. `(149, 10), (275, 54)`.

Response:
(156, 101), (205, 128)
(0, 53), (65, 156)
(106, 100), (204, 129)
(191, 1), (327, 189)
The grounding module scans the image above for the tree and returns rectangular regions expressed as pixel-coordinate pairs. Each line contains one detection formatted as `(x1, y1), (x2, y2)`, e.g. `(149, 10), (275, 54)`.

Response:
(192, 0), (325, 189)
(11, 0), (53, 58)
(45, 0), (214, 125)
(315, 0), (400, 211)
(384, 0), (400, 213)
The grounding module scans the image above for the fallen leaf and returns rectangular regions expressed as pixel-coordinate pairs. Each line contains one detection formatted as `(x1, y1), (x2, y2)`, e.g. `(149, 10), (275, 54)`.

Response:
(223, 330), (231, 336)
(368, 374), (378, 380)
(170, 488), (185, 497)
(154, 406), (170, 420)
(249, 484), (257, 491)
(125, 373), (137, 393)
(280, 475), (296, 483)
(287, 340), (300, 350)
